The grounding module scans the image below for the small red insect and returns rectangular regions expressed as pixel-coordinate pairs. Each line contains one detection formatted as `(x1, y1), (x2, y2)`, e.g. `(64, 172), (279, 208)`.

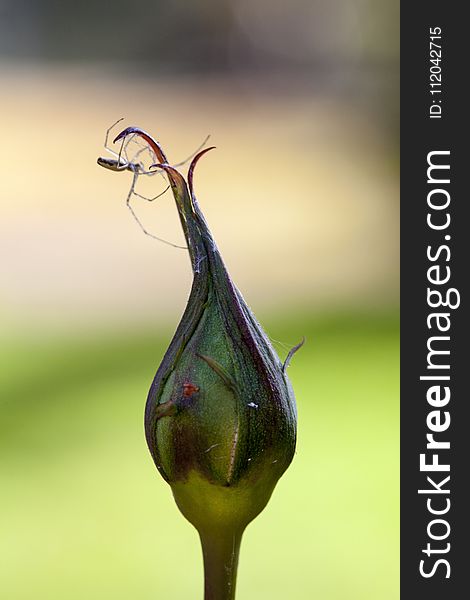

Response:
(183, 382), (200, 398)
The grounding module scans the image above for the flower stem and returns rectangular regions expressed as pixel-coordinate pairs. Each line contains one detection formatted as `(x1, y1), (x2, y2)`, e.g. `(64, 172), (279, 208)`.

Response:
(199, 527), (243, 600)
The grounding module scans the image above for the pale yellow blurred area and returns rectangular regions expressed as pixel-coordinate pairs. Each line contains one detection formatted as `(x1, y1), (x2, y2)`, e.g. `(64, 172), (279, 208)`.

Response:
(0, 66), (398, 332)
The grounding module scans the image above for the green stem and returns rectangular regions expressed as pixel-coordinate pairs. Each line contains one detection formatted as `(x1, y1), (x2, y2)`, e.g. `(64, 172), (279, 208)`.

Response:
(199, 527), (243, 600)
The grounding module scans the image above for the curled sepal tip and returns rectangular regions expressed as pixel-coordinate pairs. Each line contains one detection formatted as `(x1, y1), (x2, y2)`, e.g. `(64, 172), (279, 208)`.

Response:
(188, 146), (216, 198)
(114, 126), (168, 164)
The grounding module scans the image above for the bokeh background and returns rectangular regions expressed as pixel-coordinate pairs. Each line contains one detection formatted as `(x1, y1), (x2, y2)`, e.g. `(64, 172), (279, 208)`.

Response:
(0, 1), (399, 599)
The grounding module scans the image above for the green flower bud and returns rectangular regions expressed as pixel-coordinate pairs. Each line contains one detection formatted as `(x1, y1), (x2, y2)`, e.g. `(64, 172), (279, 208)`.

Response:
(114, 127), (302, 600)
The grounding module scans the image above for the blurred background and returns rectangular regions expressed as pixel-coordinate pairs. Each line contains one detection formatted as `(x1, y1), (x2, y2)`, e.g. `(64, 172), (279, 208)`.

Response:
(0, 1), (399, 599)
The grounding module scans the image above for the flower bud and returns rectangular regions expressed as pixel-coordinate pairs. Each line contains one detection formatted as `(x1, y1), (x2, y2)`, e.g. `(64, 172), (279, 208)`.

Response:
(114, 126), (302, 599)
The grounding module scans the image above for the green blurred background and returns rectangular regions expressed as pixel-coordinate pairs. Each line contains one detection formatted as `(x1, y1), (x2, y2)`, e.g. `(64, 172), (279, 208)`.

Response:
(0, 1), (399, 598)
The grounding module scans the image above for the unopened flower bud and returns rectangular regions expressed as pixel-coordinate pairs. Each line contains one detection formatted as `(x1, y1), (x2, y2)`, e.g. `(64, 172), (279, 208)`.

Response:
(114, 126), (302, 600)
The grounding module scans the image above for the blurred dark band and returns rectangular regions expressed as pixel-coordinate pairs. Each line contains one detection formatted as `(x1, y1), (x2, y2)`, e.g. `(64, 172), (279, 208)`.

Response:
(0, 0), (398, 134)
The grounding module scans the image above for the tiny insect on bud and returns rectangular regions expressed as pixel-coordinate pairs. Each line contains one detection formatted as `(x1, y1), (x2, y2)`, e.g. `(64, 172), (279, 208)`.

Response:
(114, 126), (303, 600)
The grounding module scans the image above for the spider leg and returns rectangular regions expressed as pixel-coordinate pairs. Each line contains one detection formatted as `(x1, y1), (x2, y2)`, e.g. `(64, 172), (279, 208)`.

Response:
(120, 133), (140, 165)
(125, 144), (167, 194)
(103, 117), (125, 159)
(125, 172), (187, 249)
(126, 140), (162, 175)
(133, 134), (211, 176)
(172, 134), (211, 168)
(102, 118), (137, 170)
(132, 184), (171, 202)
(118, 132), (211, 174)
(117, 136), (127, 165)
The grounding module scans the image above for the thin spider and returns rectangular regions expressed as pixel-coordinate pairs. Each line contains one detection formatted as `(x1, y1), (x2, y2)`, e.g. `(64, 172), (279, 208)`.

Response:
(97, 117), (161, 176)
(98, 120), (183, 246)
(97, 119), (210, 246)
